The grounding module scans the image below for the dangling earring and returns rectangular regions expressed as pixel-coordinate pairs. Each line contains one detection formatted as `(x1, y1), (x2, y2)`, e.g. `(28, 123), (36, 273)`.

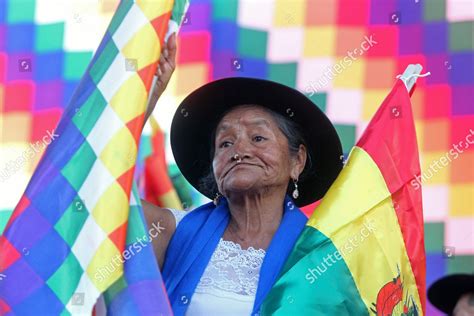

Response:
(213, 192), (221, 205)
(292, 179), (299, 199)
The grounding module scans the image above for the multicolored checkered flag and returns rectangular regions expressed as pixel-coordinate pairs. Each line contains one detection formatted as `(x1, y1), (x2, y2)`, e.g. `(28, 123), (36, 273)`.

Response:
(0, 0), (188, 314)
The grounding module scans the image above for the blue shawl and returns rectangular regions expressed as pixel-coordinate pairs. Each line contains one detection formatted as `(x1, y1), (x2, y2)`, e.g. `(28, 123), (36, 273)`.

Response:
(161, 196), (308, 316)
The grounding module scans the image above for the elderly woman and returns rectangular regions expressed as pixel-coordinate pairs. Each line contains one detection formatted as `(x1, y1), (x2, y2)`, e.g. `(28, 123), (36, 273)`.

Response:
(142, 38), (343, 316)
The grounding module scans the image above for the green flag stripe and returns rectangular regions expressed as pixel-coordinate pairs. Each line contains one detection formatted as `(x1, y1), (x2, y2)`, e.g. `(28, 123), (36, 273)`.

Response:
(261, 226), (368, 315)
(170, 0), (190, 24)
(107, 0), (134, 36)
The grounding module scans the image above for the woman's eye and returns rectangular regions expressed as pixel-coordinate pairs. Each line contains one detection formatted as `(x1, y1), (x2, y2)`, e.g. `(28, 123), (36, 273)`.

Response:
(253, 136), (265, 142)
(219, 141), (232, 148)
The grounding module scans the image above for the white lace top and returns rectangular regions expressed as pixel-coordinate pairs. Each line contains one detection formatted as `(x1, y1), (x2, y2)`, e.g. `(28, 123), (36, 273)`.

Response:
(167, 208), (266, 316)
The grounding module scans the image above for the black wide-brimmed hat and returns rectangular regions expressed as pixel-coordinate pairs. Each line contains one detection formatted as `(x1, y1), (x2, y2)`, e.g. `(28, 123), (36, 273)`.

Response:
(170, 77), (343, 207)
(428, 274), (474, 314)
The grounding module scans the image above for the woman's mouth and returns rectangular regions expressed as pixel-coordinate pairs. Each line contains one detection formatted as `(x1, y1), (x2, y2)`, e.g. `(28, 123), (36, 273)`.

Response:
(224, 162), (258, 177)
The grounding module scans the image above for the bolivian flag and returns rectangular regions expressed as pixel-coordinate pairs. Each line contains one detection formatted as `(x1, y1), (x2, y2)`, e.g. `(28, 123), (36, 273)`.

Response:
(261, 79), (426, 315)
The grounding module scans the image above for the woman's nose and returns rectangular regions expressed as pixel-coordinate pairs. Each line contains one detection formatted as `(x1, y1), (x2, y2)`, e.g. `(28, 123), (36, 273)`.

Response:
(230, 138), (252, 160)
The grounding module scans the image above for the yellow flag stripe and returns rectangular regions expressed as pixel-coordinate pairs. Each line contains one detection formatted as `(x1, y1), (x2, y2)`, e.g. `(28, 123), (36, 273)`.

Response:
(308, 146), (422, 314)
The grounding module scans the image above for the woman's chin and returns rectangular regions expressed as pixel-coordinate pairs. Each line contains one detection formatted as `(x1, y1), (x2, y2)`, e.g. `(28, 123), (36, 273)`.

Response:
(222, 178), (260, 194)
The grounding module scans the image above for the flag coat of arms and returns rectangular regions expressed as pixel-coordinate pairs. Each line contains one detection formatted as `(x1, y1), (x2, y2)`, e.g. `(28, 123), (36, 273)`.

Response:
(261, 79), (426, 316)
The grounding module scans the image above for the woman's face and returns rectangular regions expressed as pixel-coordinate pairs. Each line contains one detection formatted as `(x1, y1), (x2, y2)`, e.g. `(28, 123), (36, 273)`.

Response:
(212, 105), (306, 198)
(453, 292), (474, 316)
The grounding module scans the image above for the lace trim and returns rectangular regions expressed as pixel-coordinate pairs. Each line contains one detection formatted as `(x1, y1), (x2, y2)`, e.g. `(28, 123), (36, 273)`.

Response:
(195, 238), (266, 297)
(167, 208), (188, 227)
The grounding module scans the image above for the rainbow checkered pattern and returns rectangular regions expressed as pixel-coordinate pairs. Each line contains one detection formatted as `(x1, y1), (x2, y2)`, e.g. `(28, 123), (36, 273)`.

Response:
(0, 0), (191, 314)
(171, 2), (473, 315)
(0, 0), (472, 315)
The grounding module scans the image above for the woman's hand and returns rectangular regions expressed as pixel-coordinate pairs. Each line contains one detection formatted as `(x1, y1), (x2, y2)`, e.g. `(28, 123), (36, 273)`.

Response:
(144, 32), (178, 124)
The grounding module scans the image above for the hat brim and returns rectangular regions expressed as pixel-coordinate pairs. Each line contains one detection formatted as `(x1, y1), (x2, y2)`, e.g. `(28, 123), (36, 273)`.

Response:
(428, 274), (474, 314)
(170, 77), (343, 207)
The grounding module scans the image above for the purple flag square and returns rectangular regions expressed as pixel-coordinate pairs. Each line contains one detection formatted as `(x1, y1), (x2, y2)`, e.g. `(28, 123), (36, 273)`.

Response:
(399, 25), (422, 55)
(0, 25), (5, 51)
(449, 53), (474, 85)
(211, 51), (240, 79)
(426, 54), (449, 85)
(131, 281), (172, 315)
(427, 303), (444, 316)
(211, 21), (238, 52)
(24, 229), (70, 281)
(0, 259), (44, 307)
(423, 22), (447, 54)
(180, 3), (210, 33)
(124, 240), (161, 283)
(107, 287), (141, 315)
(29, 172), (77, 225)
(6, 52), (35, 81)
(34, 81), (64, 111)
(397, 0), (422, 24)
(25, 158), (60, 202)
(426, 254), (447, 316)
(12, 285), (65, 315)
(40, 116), (86, 170)
(211, 51), (268, 80)
(4, 205), (52, 253)
(426, 254), (447, 287)
(452, 85), (474, 115)
(369, 0), (396, 25)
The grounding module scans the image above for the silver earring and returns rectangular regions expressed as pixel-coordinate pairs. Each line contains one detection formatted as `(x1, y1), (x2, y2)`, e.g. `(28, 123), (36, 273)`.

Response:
(213, 192), (221, 205)
(292, 179), (299, 199)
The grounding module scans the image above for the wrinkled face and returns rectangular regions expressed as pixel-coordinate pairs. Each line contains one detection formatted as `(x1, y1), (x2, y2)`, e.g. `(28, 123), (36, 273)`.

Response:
(453, 292), (474, 316)
(212, 105), (305, 197)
